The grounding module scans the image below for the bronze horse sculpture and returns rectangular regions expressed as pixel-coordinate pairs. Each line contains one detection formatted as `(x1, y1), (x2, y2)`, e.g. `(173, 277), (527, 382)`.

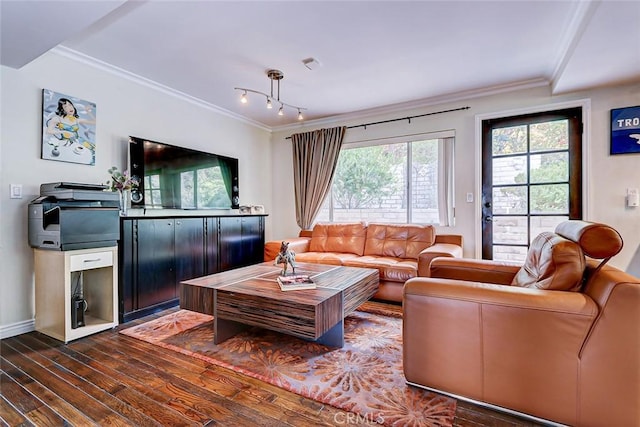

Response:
(274, 241), (296, 276)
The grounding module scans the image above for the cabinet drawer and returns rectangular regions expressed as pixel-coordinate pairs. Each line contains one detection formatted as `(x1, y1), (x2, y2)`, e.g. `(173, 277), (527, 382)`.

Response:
(70, 251), (113, 271)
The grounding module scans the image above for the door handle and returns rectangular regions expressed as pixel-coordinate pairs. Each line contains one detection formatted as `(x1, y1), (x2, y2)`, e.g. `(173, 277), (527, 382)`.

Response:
(484, 216), (493, 222)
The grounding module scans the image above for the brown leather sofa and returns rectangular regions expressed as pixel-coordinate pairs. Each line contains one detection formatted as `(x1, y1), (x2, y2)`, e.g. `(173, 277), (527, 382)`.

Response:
(403, 220), (640, 426)
(264, 222), (463, 302)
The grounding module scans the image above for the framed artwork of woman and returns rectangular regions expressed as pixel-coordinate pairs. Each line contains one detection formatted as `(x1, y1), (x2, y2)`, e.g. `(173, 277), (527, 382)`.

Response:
(41, 89), (97, 165)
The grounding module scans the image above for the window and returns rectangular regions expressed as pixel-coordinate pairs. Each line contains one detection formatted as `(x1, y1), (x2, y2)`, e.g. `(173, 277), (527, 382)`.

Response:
(316, 135), (455, 225)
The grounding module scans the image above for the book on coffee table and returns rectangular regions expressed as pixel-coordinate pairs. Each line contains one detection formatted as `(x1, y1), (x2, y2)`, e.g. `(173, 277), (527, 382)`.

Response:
(277, 274), (316, 291)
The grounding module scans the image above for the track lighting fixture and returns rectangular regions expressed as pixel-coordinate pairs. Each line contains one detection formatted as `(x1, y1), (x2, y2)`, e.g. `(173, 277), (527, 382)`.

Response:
(234, 69), (306, 119)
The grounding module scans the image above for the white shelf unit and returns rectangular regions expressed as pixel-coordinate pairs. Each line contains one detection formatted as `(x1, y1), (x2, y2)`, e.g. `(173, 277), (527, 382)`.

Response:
(34, 246), (118, 343)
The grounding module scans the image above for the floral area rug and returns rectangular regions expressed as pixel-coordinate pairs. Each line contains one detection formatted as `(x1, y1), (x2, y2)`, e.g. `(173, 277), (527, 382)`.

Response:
(120, 303), (455, 426)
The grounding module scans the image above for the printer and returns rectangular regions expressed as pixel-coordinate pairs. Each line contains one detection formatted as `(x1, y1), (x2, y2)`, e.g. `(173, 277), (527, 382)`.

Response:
(29, 182), (121, 250)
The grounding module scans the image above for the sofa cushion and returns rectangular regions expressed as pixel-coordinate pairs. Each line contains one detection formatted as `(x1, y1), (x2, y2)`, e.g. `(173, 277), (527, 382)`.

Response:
(295, 251), (360, 266)
(344, 256), (418, 282)
(364, 223), (435, 259)
(309, 222), (367, 256)
(511, 232), (585, 291)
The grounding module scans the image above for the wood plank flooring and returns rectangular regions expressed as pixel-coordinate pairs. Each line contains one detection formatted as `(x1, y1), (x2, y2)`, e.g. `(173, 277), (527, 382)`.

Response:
(1, 307), (544, 426)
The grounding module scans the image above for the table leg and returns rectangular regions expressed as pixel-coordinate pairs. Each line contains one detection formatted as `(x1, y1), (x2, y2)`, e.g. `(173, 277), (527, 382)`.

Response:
(214, 317), (248, 344)
(315, 320), (344, 348)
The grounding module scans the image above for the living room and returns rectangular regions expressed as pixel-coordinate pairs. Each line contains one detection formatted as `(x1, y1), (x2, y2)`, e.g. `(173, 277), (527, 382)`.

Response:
(1, 1), (639, 426)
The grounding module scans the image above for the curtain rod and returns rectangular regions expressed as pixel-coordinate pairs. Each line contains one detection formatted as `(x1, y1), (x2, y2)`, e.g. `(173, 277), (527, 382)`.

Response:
(286, 106), (470, 139)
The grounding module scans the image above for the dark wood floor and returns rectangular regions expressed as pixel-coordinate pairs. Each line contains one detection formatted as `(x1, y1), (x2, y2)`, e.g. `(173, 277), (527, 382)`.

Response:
(1, 307), (544, 427)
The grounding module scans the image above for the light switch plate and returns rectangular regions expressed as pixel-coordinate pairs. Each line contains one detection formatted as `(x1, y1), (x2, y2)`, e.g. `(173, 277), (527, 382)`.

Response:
(627, 188), (639, 207)
(466, 193), (474, 203)
(10, 184), (22, 199)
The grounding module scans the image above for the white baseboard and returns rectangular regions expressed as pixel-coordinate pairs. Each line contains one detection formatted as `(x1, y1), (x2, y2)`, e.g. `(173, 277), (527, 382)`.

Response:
(0, 318), (35, 340)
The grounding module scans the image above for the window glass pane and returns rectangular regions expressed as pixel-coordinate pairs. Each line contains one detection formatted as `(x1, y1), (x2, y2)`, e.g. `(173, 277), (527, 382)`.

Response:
(530, 216), (569, 243)
(493, 245), (528, 264)
(530, 152), (568, 183)
(493, 216), (528, 244)
(493, 186), (527, 214)
(530, 184), (568, 214)
(332, 144), (406, 223)
(530, 119), (568, 152)
(412, 139), (439, 224)
(317, 136), (454, 226)
(492, 155), (527, 185)
(492, 125), (527, 155)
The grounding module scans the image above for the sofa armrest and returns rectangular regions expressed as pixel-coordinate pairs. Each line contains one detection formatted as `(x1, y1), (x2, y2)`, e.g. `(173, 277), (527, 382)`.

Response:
(417, 243), (463, 277)
(434, 234), (463, 247)
(264, 237), (311, 261)
(427, 257), (520, 284)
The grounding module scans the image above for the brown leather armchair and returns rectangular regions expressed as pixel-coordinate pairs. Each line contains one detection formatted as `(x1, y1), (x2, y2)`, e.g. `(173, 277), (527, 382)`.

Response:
(403, 220), (640, 426)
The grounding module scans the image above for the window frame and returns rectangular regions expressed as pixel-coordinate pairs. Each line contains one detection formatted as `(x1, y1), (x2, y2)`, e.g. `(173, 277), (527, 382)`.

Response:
(317, 130), (455, 226)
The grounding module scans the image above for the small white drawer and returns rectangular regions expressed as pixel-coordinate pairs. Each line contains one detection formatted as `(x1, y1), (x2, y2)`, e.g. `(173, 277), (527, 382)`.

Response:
(69, 251), (113, 271)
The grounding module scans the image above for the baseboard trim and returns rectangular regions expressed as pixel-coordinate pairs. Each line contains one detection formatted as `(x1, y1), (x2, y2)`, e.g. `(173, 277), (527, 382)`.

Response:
(405, 380), (567, 427)
(0, 319), (35, 340)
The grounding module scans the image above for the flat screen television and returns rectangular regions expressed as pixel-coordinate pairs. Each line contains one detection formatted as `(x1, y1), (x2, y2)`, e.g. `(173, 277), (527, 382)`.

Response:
(129, 136), (239, 210)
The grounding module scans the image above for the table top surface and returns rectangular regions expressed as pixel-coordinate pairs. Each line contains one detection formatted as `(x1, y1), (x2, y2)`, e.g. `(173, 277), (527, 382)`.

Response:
(181, 262), (379, 302)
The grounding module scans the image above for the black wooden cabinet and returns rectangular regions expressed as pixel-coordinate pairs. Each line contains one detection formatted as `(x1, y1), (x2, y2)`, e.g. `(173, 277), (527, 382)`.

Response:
(119, 214), (265, 322)
(137, 218), (176, 309)
(174, 218), (205, 290)
(219, 216), (265, 271)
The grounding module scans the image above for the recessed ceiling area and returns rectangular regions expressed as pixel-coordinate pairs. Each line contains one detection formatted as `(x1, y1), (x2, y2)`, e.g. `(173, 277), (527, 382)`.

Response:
(2, 1), (639, 129)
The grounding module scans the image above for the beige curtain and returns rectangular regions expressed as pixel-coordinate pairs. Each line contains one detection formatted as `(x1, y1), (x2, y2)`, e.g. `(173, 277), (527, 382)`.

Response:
(291, 126), (346, 229)
(438, 137), (455, 226)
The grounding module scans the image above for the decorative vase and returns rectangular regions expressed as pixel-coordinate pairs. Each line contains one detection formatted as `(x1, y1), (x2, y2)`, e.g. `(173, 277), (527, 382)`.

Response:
(119, 189), (131, 216)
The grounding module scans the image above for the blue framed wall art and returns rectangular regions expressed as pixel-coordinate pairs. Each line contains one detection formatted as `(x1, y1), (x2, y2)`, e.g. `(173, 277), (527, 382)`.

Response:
(610, 105), (640, 155)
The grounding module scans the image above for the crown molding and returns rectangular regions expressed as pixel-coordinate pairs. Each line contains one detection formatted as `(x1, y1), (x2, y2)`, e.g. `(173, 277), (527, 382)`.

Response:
(52, 46), (550, 135)
(271, 77), (550, 133)
(51, 46), (271, 132)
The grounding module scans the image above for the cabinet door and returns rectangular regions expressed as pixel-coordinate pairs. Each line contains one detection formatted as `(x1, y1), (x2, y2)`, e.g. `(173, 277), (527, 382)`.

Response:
(119, 219), (135, 318)
(241, 216), (264, 265)
(205, 217), (219, 274)
(137, 218), (176, 307)
(174, 218), (205, 291)
(219, 217), (242, 271)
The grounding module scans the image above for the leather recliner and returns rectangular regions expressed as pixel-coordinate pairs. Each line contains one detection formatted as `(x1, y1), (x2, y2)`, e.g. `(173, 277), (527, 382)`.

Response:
(403, 220), (639, 426)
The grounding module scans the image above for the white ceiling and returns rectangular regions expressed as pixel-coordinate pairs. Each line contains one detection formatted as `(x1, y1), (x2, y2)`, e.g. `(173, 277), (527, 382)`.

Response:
(2, 1), (639, 130)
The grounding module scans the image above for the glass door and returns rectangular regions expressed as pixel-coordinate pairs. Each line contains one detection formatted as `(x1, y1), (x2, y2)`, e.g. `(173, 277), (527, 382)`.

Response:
(481, 108), (582, 262)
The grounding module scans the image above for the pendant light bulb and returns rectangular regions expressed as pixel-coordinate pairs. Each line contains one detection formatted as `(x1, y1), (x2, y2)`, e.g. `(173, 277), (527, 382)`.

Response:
(297, 109), (303, 120)
(278, 105), (284, 116)
(266, 98), (272, 109)
(240, 91), (248, 104)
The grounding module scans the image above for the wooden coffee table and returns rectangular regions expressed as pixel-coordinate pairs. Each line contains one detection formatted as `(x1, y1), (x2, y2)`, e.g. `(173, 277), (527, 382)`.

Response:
(180, 262), (379, 347)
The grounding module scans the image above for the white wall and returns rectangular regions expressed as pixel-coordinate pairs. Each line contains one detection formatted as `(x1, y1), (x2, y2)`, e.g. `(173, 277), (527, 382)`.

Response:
(270, 83), (640, 272)
(0, 52), (272, 332)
